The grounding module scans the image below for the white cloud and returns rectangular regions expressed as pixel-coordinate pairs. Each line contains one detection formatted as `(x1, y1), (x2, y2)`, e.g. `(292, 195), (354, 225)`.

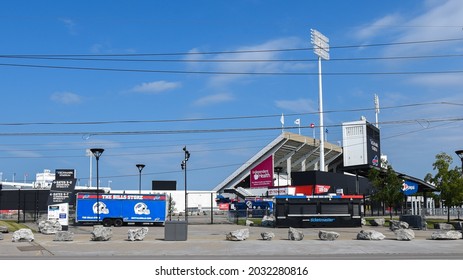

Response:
(408, 73), (463, 87)
(59, 18), (77, 35)
(189, 37), (304, 88)
(355, 14), (403, 40)
(6, 148), (42, 158)
(193, 92), (234, 106)
(275, 98), (317, 113)
(50, 92), (82, 105)
(356, 0), (463, 55)
(131, 81), (181, 94)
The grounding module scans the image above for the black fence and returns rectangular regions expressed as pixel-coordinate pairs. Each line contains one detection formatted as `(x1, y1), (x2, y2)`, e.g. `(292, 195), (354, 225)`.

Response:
(0, 189), (50, 222)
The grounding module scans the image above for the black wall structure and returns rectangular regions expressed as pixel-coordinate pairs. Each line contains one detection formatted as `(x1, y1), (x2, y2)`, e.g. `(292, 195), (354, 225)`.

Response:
(152, 180), (177, 191)
(291, 171), (373, 195)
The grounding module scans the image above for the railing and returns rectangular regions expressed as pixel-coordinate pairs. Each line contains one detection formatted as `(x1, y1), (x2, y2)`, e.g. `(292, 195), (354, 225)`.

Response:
(365, 207), (463, 219)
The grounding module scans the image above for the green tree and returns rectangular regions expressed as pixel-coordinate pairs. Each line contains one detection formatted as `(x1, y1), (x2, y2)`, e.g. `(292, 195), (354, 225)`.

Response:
(425, 152), (463, 222)
(368, 164), (404, 219)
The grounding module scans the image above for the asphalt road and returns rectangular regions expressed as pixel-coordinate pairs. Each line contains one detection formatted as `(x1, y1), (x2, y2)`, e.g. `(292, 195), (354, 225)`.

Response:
(1, 223), (463, 260)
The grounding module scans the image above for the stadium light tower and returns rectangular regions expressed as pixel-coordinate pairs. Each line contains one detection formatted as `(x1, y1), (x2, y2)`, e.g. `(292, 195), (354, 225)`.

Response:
(311, 29), (330, 171)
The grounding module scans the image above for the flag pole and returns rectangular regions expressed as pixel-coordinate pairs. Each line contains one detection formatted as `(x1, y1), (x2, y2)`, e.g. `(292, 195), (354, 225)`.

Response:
(280, 113), (285, 133)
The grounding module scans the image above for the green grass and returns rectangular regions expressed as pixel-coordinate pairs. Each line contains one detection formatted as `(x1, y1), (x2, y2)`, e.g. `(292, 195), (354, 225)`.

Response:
(0, 220), (31, 232)
(236, 218), (262, 226)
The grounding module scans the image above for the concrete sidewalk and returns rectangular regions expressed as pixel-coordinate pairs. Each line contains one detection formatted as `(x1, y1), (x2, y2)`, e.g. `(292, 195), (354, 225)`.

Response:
(1, 224), (463, 259)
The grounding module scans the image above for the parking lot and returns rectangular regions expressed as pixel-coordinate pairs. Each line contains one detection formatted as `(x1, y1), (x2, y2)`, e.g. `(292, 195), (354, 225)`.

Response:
(2, 223), (463, 260)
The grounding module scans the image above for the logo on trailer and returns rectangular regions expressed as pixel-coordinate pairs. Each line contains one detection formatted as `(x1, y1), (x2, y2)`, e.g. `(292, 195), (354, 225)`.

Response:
(246, 201), (253, 209)
(93, 202), (109, 214)
(134, 202), (150, 215)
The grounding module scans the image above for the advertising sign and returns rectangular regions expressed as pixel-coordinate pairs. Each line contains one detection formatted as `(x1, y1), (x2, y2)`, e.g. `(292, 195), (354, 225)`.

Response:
(48, 203), (69, 226)
(268, 187), (289, 196)
(402, 180), (418, 195)
(250, 155), (273, 188)
(47, 169), (76, 205)
(366, 124), (381, 167)
(47, 169), (76, 228)
(314, 185), (331, 194)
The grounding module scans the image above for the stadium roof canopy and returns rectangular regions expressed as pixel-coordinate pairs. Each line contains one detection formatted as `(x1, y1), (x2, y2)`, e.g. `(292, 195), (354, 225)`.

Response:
(213, 131), (436, 194)
(213, 132), (343, 193)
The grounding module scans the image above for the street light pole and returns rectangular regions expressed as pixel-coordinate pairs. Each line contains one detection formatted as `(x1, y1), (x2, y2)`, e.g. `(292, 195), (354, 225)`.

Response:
(136, 164), (145, 194)
(90, 148), (104, 224)
(181, 146), (190, 222)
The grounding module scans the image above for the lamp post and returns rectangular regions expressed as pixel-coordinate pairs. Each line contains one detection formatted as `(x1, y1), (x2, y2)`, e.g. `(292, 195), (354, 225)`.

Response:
(90, 148), (104, 224)
(311, 29), (330, 172)
(136, 164), (145, 194)
(181, 146), (190, 222)
(456, 150), (463, 175)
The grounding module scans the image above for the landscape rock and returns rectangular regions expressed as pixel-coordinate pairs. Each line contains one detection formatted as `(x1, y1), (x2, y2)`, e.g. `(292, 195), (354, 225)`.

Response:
(288, 227), (304, 241)
(12, 228), (34, 242)
(431, 230), (462, 240)
(433, 223), (454, 230)
(261, 215), (275, 227)
(369, 218), (385, 226)
(127, 227), (149, 241)
(0, 226), (8, 233)
(245, 220), (254, 227)
(451, 222), (463, 230)
(91, 225), (112, 241)
(318, 230), (339, 241)
(261, 232), (275, 241)
(38, 220), (62, 235)
(356, 230), (385, 240)
(226, 228), (249, 241)
(54, 231), (74, 241)
(389, 220), (409, 231)
(394, 228), (415, 241)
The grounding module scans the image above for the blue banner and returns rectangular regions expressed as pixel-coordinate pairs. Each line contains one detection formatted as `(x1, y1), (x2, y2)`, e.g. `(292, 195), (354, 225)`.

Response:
(402, 180), (418, 195)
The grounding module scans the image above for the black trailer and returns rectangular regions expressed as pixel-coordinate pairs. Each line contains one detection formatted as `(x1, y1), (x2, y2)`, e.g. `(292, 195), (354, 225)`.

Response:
(274, 195), (364, 228)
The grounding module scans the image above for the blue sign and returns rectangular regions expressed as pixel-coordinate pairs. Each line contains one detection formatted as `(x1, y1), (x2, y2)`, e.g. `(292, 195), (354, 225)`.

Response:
(402, 180), (418, 195)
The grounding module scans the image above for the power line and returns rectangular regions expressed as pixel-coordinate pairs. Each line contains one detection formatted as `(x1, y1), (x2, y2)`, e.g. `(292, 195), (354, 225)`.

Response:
(0, 116), (461, 137)
(2, 53), (463, 63)
(2, 61), (462, 75)
(0, 101), (460, 127)
(1, 37), (462, 57)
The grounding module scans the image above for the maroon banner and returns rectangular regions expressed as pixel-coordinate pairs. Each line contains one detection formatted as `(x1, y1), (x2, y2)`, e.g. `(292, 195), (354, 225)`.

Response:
(250, 155), (274, 188)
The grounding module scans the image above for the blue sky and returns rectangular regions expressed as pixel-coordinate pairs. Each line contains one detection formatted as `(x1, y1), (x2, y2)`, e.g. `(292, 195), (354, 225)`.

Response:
(1, 0), (462, 191)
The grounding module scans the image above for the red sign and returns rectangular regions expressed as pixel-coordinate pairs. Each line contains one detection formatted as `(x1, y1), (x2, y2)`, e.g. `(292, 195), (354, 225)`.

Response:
(218, 203), (229, 210)
(294, 185), (314, 195)
(250, 155), (274, 188)
(314, 185), (331, 194)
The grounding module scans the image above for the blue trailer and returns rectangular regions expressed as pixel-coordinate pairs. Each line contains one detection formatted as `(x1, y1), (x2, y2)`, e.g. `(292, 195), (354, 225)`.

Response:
(75, 193), (167, 227)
